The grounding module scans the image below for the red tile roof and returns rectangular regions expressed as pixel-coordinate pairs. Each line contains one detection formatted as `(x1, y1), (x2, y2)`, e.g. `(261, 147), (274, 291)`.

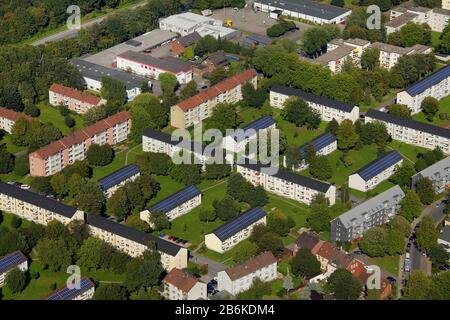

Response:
(163, 268), (200, 293)
(32, 111), (130, 159)
(177, 69), (257, 112)
(0, 107), (32, 122)
(225, 251), (277, 281)
(49, 83), (103, 106)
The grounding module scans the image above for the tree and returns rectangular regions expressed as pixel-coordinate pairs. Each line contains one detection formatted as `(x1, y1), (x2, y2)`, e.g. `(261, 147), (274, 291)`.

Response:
(325, 119), (339, 135)
(199, 209), (217, 222)
(204, 164), (231, 180)
(124, 248), (164, 291)
(415, 177), (435, 205)
(158, 72), (178, 94)
(207, 103), (240, 134)
(169, 164), (202, 185)
(336, 119), (358, 150)
(429, 245), (449, 268)
(421, 97), (439, 121)
(388, 22), (431, 47)
(386, 228), (405, 255)
(35, 238), (73, 272)
(388, 104), (411, 118)
(24, 104), (40, 117)
(129, 93), (167, 139)
(307, 196), (331, 233)
(429, 271), (450, 300)
(331, 0), (344, 7)
(253, 231), (284, 257)
(309, 155), (332, 180)
(107, 189), (130, 221)
(234, 241), (259, 263)
(12, 153), (28, 178)
(209, 67), (228, 85)
(101, 76), (126, 105)
(86, 143), (114, 167)
(282, 97), (320, 129)
(389, 162), (415, 187)
(302, 25), (341, 57)
(389, 215), (411, 237)
(11, 216), (22, 229)
(402, 270), (431, 300)
(236, 278), (272, 300)
(136, 153), (171, 176)
(359, 227), (388, 257)
(361, 47), (380, 70)
(416, 216), (438, 253)
(325, 268), (362, 300)
(359, 121), (389, 147)
(6, 268), (27, 293)
(180, 80), (198, 100)
(213, 196), (240, 221)
(77, 237), (107, 271)
(74, 181), (105, 215)
(150, 211), (170, 231)
(267, 210), (293, 237)
(30, 177), (53, 195)
(242, 82), (267, 108)
(291, 249), (321, 278)
(398, 190), (423, 222)
(0, 145), (14, 174)
(93, 283), (128, 300)
(83, 105), (108, 126)
(244, 186), (269, 207)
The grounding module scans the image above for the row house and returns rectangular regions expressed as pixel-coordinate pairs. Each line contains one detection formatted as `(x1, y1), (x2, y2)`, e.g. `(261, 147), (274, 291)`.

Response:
(29, 111), (131, 177)
(86, 214), (188, 271)
(205, 207), (267, 253)
(365, 109), (450, 155)
(348, 151), (403, 192)
(44, 277), (95, 300)
(236, 161), (336, 205)
(170, 69), (257, 129)
(0, 107), (31, 134)
(0, 251), (28, 287)
(412, 156), (450, 194)
(48, 83), (106, 114)
(270, 85), (359, 123)
(369, 42), (432, 70)
(99, 164), (141, 198)
(162, 268), (207, 300)
(397, 65), (450, 114)
(0, 182), (84, 226)
(330, 185), (405, 242)
(217, 251), (277, 296)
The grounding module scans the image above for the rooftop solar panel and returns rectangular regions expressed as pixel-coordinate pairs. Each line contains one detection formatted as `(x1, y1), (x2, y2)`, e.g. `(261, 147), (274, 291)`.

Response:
(45, 277), (94, 300)
(231, 116), (276, 142)
(0, 251), (27, 274)
(406, 65), (450, 97)
(356, 151), (403, 181)
(299, 132), (336, 156)
(149, 185), (201, 214)
(212, 207), (267, 241)
(98, 164), (140, 191)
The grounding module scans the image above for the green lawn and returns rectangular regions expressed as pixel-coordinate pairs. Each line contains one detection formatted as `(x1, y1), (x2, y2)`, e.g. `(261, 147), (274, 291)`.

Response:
(0, 211), (32, 230)
(37, 103), (84, 136)
(412, 95), (450, 128)
(0, 135), (27, 154)
(359, 90), (398, 113)
(368, 255), (399, 276)
(431, 31), (442, 47)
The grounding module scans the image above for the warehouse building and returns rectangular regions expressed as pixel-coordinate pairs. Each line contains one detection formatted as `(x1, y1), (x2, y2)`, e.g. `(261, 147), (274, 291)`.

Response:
(364, 109), (450, 155)
(140, 185), (202, 224)
(0, 107), (31, 134)
(49, 83), (106, 115)
(253, 0), (352, 24)
(330, 185), (405, 242)
(348, 151), (403, 192)
(270, 85), (359, 123)
(44, 277), (95, 300)
(412, 156), (450, 194)
(159, 12), (222, 36)
(205, 207), (267, 253)
(99, 164), (141, 198)
(0, 251), (28, 287)
(162, 268), (207, 300)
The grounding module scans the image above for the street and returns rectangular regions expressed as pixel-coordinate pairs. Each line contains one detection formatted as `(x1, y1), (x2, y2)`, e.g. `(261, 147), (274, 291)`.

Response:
(189, 253), (227, 283)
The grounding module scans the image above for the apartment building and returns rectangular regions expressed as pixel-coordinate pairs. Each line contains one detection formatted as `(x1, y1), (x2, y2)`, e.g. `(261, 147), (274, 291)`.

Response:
(396, 65), (450, 114)
(162, 268), (207, 300)
(44, 277), (95, 300)
(117, 51), (193, 84)
(270, 85), (359, 123)
(369, 42), (432, 70)
(48, 83), (106, 115)
(348, 151), (403, 192)
(86, 214), (187, 271)
(412, 156), (450, 193)
(0, 107), (31, 134)
(0, 182), (84, 226)
(0, 251), (28, 287)
(444, 0), (450, 10)
(170, 69), (257, 129)
(331, 185), (405, 242)
(98, 164), (140, 198)
(140, 185), (202, 223)
(29, 111), (131, 177)
(365, 109), (450, 154)
(205, 207), (267, 253)
(236, 161), (336, 205)
(437, 225), (450, 254)
(217, 252), (278, 296)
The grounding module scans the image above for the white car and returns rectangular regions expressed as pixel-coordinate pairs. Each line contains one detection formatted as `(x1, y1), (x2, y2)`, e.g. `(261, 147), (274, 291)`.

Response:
(20, 184), (31, 190)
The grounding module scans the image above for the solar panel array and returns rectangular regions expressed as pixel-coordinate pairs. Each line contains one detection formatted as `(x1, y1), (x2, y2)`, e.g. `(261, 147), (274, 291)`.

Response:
(45, 277), (93, 300)
(0, 251), (26, 274)
(299, 132), (336, 156)
(149, 185), (201, 214)
(406, 65), (450, 96)
(98, 164), (140, 191)
(213, 207), (267, 241)
(232, 116), (275, 142)
(357, 151), (403, 181)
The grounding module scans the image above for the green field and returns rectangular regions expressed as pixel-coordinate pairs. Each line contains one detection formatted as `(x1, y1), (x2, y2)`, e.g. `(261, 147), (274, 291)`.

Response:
(37, 103), (84, 136)
(431, 31), (442, 47)
(412, 95), (450, 128)
(368, 255), (400, 276)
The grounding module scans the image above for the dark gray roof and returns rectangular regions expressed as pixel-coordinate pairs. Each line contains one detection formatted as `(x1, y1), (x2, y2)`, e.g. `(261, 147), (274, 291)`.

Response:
(70, 58), (148, 90)
(299, 132), (336, 156)
(0, 182), (78, 219)
(143, 128), (211, 155)
(148, 185), (201, 214)
(354, 151), (403, 181)
(86, 215), (183, 256)
(255, 0), (351, 20)
(405, 65), (450, 97)
(271, 85), (355, 113)
(207, 51), (229, 67)
(178, 32), (201, 47)
(118, 51), (193, 73)
(245, 33), (273, 45)
(296, 233), (321, 250)
(439, 225), (450, 243)
(365, 109), (450, 139)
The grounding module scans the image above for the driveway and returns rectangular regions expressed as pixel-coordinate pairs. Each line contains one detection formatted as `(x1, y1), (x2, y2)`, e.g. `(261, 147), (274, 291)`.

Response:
(190, 253), (227, 282)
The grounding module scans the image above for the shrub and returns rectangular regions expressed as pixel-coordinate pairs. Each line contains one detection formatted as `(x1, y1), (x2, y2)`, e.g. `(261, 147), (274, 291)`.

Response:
(10, 216), (22, 229)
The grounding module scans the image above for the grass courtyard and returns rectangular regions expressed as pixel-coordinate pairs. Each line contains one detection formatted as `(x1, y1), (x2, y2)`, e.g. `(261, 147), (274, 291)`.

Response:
(37, 103), (85, 136)
(412, 95), (450, 128)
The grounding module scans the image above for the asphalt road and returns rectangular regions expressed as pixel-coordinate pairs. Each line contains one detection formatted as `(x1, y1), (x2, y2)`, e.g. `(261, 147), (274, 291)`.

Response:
(189, 253), (227, 282)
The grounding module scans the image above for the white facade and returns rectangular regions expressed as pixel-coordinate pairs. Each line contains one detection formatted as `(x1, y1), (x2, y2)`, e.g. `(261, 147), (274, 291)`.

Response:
(0, 255), (28, 287)
(412, 156), (450, 194)
(163, 270), (207, 300)
(159, 12), (223, 36)
(287, 138), (338, 171)
(444, 0), (450, 10)
(387, 4), (450, 33)
(222, 124), (277, 154)
(103, 172), (140, 199)
(140, 193), (202, 223)
(348, 159), (403, 192)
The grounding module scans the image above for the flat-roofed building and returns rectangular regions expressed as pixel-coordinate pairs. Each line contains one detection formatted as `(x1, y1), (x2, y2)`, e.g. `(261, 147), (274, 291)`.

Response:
(348, 151), (403, 192)
(270, 85), (359, 123)
(171, 69), (257, 128)
(44, 277), (95, 300)
(412, 156), (450, 193)
(369, 42), (432, 70)
(236, 161), (336, 205)
(49, 83), (106, 114)
(365, 109), (450, 154)
(0, 107), (31, 134)
(162, 268), (207, 300)
(117, 51), (193, 84)
(0, 182), (84, 225)
(99, 164), (140, 198)
(330, 185), (405, 242)
(0, 251), (28, 287)
(86, 214), (187, 271)
(217, 251), (277, 296)
(195, 24), (240, 40)
(29, 111), (131, 177)
(315, 45), (358, 73)
(159, 12), (223, 36)
(396, 65), (450, 114)
(140, 185), (202, 224)
(253, 0), (352, 24)
(205, 207), (267, 253)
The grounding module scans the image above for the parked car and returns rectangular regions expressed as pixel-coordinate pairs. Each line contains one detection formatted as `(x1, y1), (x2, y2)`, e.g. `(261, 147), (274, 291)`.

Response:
(20, 184), (30, 190)
(6, 181), (15, 185)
